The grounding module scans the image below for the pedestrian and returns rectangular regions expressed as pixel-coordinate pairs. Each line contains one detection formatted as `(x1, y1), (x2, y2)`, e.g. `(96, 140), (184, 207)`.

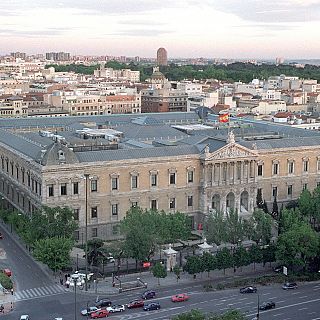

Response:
(0, 304), (4, 313)
(60, 278), (63, 285)
(10, 288), (13, 295)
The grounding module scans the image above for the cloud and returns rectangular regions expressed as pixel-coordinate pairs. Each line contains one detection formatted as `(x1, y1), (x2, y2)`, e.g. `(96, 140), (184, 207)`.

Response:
(107, 29), (174, 37)
(0, 27), (69, 37)
(208, 0), (320, 22)
(118, 20), (166, 26)
(234, 23), (298, 31)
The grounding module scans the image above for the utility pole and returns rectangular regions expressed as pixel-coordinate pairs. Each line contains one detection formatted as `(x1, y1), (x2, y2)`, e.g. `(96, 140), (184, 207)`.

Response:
(84, 174), (89, 291)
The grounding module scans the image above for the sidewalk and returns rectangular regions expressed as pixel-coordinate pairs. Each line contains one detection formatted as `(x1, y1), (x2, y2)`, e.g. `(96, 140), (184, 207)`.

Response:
(0, 292), (14, 315)
(73, 262), (275, 296)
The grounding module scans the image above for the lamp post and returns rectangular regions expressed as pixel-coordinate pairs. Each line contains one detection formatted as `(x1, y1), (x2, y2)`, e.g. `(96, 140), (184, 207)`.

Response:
(70, 273), (84, 320)
(256, 294), (260, 320)
(84, 173), (89, 292)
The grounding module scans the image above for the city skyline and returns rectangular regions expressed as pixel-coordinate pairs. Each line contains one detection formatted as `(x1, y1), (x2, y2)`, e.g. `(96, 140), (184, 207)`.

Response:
(0, 0), (319, 59)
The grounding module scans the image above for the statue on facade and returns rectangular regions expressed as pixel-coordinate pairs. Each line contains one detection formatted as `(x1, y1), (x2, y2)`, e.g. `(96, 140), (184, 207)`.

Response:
(227, 131), (235, 144)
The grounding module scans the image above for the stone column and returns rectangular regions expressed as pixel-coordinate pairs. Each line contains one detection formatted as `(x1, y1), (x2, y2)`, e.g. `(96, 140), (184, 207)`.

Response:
(226, 162), (230, 185)
(240, 161), (244, 182)
(219, 163), (223, 185)
(234, 162), (237, 184)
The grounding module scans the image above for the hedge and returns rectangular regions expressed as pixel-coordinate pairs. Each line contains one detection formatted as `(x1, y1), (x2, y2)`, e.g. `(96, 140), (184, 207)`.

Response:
(0, 272), (13, 290)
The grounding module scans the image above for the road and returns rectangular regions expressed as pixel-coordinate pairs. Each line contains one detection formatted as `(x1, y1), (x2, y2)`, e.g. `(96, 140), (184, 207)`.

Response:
(1, 224), (320, 319)
(2, 279), (320, 319)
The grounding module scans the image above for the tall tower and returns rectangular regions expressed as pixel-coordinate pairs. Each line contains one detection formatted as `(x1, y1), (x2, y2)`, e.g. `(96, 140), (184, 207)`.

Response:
(157, 47), (168, 66)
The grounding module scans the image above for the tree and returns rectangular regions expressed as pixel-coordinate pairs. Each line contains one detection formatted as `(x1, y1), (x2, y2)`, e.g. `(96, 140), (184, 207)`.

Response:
(248, 244), (263, 270)
(249, 209), (272, 245)
(204, 211), (226, 246)
(271, 197), (279, 220)
(225, 209), (244, 246)
(184, 256), (202, 279)
(262, 243), (276, 267)
(172, 309), (205, 320)
(201, 252), (217, 277)
(33, 237), (74, 271)
(276, 222), (319, 271)
(233, 246), (250, 272)
(298, 188), (313, 217)
(152, 262), (167, 285)
(87, 238), (105, 266)
(278, 208), (305, 234)
(256, 188), (264, 209)
(216, 247), (233, 274)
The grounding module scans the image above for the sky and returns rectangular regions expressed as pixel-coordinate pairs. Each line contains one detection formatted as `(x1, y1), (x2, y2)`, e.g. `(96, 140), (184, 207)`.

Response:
(0, 0), (319, 59)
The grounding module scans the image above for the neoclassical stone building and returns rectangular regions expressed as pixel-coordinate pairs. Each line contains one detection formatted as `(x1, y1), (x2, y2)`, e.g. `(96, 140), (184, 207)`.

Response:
(0, 113), (319, 241)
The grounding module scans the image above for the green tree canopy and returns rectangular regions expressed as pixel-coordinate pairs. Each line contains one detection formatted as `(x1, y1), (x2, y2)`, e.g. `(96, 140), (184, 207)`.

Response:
(225, 209), (244, 246)
(216, 247), (233, 274)
(184, 256), (203, 277)
(204, 211), (227, 246)
(248, 209), (272, 245)
(152, 262), (167, 285)
(33, 237), (74, 271)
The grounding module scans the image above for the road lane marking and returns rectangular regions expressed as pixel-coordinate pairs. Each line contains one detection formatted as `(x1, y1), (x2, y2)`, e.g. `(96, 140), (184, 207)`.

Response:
(298, 296), (308, 299)
(272, 313), (284, 317)
(262, 292), (271, 295)
(298, 307), (308, 311)
(291, 291), (301, 294)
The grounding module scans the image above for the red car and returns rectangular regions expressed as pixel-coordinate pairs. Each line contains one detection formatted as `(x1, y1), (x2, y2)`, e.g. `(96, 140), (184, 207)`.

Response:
(127, 299), (144, 309)
(171, 293), (190, 302)
(3, 269), (12, 277)
(90, 309), (109, 318)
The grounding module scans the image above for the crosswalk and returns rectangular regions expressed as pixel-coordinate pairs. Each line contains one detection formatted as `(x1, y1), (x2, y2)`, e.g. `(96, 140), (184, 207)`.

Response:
(15, 284), (67, 301)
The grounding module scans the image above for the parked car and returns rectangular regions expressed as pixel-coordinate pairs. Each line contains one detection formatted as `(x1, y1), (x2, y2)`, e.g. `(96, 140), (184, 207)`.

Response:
(20, 316), (29, 320)
(90, 309), (109, 319)
(143, 302), (161, 311)
(95, 299), (112, 308)
(3, 268), (12, 277)
(81, 307), (100, 316)
(259, 301), (276, 310)
(171, 293), (190, 302)
(142, 290), (156, 299)
(127, 299), (144, 309)
(240, 286), (257, 294)
(106, 305), (125, 313)
(282, 282), (297, 290)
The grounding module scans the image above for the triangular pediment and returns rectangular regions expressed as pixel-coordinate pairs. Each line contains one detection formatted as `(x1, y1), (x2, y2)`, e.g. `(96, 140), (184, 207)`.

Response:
(206, 143), (257, 161)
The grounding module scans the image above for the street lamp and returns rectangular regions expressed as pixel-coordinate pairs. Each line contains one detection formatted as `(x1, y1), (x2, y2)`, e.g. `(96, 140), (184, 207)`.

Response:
(70, 273), (85, 320)
(84, 174), (89, 292)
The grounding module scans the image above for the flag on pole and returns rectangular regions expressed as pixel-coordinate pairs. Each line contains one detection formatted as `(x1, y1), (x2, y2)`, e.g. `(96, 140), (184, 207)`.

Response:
(218, 113), (229, 123)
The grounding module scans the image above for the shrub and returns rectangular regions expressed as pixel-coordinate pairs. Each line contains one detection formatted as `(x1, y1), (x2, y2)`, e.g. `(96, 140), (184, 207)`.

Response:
(0, 272), (13, 290)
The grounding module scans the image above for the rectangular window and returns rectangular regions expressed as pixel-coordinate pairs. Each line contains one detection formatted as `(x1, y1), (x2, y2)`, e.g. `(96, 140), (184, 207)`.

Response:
(303, 160), (309, 172)
(257, 165), (263, 176)
(91, 179), (97, 192)
(48, 184), (54, 197)
(151, 174), (157, 187)
(131, 201), (138, 208)
(73, 182), (79, 195)
(170, 172), (176, 185)
(112, 225), (120, 235)
(187, 171), (194, 183)
(73, 209), (79, 220)
(131, 176), (138, 189)
(169, 198), (176, 209)
(74, 230), (79, 241)
(91, 206), (98, 218)
(151, 199), (157, 210)
(272, 186), (278, 198)
(317, 181), (320, 188)
(288, 162), (294, 174)
(287, 185), (293, 196)
(91, 227), (97, 238)
(111, 204), (118, 216)
(273, 163), (279, 175)
(303, 183), (308, 190)
(60, 183), (67, 196)
(111, 177), (118, 190)
(187, 195), (193, 207)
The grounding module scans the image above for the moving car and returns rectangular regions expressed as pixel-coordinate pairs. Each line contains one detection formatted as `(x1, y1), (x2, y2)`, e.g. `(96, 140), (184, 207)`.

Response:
(273, 265), (284, 273)
(106, 304), (125, 313)
(171, 293), (190, 302)
(3, 269), (12, 277)
(282, 282), (297, 290)
(240, 286), (257, 294)
(20, 316), (29, 320)
(81, 307), (100, 316)
(127, 299), (144, 309)
(95, 299), (112, 308)
(90, 309), (109, 319)
(0, 233), (3, 239)
(143, 302), (161, 311)
(142, 290), (156, 299)
(259, 301), (276, 310)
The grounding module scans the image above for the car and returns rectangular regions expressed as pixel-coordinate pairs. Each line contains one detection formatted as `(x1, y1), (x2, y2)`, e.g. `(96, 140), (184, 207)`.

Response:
(20, 316), (30, 320)
(81, 307), (100, 316)
(3, 269), (12, 277)
(0, 233), (3, 239)
(90, 309), (109, 319)
(95, 299), (112, 308)
(127, 299), (144, 309)
(142, 290), (156, 299)
(171, 293), (190, 302)
(143, 302), (161, 311)
(240, 286), (257, 294)
(106, 304), (125, 313)
(259, 301), (276, 310)
(282, 282), (298, 290)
